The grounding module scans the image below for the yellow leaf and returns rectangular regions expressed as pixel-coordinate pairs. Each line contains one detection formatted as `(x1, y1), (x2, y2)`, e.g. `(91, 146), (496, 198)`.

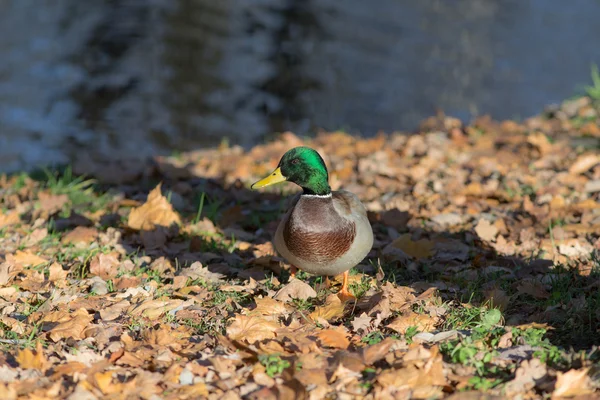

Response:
(249, 297), (293, 320)
(226, 315), (280, 343)
(15, 343), (47, 371)
(386, 312), (437, 334)
(387, 234), (434, 260)
(309, 294), (345, 323)
(127, 183), (181, 230)
(0, 211), (20, 228)
(93, 371), (115, 395)
(8, 250), (48, 267)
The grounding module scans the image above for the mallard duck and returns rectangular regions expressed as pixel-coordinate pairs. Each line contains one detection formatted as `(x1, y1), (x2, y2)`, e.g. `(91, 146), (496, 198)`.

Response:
(251, 146), (373, 301)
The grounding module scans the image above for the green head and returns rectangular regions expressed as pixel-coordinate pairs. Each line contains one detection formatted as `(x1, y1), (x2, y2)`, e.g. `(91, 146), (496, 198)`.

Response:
(251, 146), (331, 195)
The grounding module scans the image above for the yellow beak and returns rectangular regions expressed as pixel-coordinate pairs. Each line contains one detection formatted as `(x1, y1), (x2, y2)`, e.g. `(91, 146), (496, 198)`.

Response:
(251, 167), (286, 189)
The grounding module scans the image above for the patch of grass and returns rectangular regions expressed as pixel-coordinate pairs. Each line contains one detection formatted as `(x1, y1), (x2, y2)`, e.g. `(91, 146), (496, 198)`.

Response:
(584, 63), (600, 102)
(182, 317), (225, 336)
(349, 274), (372, 300)
(443, 302), (502, 331)
(259, 353), (290, 377)
(291, 297), (315, 312)
(208, 288), (251, 311)
(36, 166), (111, 215)
(404, 326), (419, 344)
(361, 331), (384, 345)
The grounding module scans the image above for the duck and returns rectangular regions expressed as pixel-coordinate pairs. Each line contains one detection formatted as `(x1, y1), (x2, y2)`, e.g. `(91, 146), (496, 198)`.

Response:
(251, 146), (373, 301)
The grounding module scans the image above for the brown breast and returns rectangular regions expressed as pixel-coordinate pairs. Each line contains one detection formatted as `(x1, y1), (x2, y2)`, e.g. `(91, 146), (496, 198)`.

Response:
(282, 196), (356, 264)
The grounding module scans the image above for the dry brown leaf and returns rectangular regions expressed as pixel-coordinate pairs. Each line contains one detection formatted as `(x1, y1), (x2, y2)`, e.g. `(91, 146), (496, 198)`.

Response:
(376, 349), (446, 395)
(569, 153), (600, 175)
(553, 368), (595, 397)
(61, 226), (98, 246)
(504, 358), (547, 396)
(89, 253), (120, 280)
(250, 297), (293, 320)
(48, 308), (93, 342)
(386, 234), (434, 260)
(0, 261), (21, 286)
(127, 183), (181, 230)
(316, 329), (349, 349)
(0, 210), (20, 228)
(48, 262), (68, 282)
(8, 250), (48, 267)
(226, 315), (280, 343)
(517, 280), (550, 299)
(474, 218), (499, 242)
(15, 343), (47, 371)
(37, 192), (68, 215)
(362, 338), (395, 365)
(386, 312), (437, 334)
(484, 288), (511, 312)
(309, 294), (345, 323)
(128, 299), (184, 319)
(351, 312), (372, 333)
(273, 278), (317, 303)
(99, 300), (130, 321)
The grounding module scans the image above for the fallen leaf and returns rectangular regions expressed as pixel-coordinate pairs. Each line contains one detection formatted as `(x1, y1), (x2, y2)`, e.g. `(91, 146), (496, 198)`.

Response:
(48, 262), (68, 282)
(474, 218), (499, 242)
(517, 280), (550, 299)
(100, 300), (130, 321)
(226, 315), (280, 343)
(89, 253), (120, 280)
(127, 183), (181, 230)
(309, 294), (345, 323)
(250, 297), (292, 320)
(15, 343), (47, 371)
(8, 250), (48, 267)
(180, 262), (226, 283)
(129, 299), (184, 319)
(568, 153), (600, 175)
(376, 349), (446, 395)
(385, 234), (434, 260)
(273, 278), (317, 303)
(351, 312), (372, 333)
(553, 368), (595, 397)
(484, 288), (511, 312)
(386, 312), (437, 334)
(61, 226), (99, 246)
(0, 210), (20, 228)
(316, 329), (349, 349)
(0, 261), (21, 286)
(504, 358), (547, 396)
(47, 308), (93, 341)
(37, 192), (69, 215)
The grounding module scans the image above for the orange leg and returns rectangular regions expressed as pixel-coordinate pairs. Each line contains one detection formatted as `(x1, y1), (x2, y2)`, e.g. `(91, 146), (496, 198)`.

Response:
(324, 276), (331, 288)
(290, 265), (297, 279)
(337, 270), (356, 302)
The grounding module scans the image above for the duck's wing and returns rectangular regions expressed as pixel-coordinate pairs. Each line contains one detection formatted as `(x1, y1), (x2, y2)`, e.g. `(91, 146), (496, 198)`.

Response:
(332, 190), (368, 219)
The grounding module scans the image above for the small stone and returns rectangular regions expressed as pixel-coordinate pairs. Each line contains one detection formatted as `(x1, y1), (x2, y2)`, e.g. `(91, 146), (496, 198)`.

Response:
(179, 368), (194, 385)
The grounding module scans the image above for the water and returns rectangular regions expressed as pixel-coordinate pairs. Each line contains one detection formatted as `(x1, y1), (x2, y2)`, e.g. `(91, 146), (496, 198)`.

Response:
(1, 0), (600, 171)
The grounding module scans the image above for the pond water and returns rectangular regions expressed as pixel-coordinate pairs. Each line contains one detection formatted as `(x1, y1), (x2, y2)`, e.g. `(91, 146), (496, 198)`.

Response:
(1, 0), (600, 171)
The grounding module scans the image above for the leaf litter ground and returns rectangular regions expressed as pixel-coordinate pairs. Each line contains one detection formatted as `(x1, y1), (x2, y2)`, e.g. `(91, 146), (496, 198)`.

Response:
(1, 96), (600, 399)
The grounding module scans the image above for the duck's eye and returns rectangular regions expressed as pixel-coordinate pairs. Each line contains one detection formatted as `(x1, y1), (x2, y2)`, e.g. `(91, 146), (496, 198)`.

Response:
(291, 159), (300, 164)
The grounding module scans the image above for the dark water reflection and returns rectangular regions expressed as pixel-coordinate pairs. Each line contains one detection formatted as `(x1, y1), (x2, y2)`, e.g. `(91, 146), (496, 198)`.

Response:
(1, 0), (600, 170)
